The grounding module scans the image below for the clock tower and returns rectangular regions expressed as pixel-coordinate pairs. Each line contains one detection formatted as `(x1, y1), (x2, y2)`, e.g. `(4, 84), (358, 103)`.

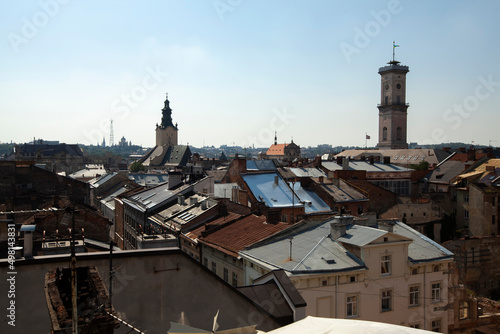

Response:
(377, 55), (409, 149)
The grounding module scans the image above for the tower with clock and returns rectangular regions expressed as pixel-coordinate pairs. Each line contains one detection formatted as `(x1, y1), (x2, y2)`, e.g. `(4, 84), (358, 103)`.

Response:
(377, 49), (409, 149)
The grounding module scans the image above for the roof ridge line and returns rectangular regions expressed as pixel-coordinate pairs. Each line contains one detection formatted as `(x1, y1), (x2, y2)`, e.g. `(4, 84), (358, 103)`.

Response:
(292, 235), (328, 271)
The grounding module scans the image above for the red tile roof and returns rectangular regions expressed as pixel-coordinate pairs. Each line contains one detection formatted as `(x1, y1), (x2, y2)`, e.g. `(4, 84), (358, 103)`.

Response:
(183, 212), (243, 243)
(266, 144), (288, 156)
(199, 214), (289, 257)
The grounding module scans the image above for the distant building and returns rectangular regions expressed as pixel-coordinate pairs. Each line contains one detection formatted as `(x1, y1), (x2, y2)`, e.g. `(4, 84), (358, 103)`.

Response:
(6, 142), (85, 175)
(263, 133), (301, 162)
(139, 94), (191, 171)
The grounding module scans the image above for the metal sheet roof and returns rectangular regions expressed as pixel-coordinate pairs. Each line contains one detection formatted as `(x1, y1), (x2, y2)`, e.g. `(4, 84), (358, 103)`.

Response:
(240, 220), (365, 274)
(391, 222), (454, 262)
(289, 167), (327, 178)
(337, 224), (388, 247)
(322, 161), (411, 173)
(289, 182), (331, 213)
(200, 215), (289, 257)
(247, 160), (277, 171)
(242, 173), (300, 208)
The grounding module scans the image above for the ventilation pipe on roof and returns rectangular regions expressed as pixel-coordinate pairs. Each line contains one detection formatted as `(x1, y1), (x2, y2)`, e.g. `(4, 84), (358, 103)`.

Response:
(190, 197), (198, 205)
(201, 200), (208, 210)
(274, 175), (279, 186)
(178, 195), (185, 206)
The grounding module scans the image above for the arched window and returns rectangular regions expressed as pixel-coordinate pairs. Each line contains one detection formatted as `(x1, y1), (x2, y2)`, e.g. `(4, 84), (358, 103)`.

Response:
(396, 127), (402, 141)
(383, 127), (388, 141)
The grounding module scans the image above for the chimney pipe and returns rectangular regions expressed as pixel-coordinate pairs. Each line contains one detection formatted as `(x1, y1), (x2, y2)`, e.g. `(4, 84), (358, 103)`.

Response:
(274, 175), (279, 186)
(330, 216), (354, 239)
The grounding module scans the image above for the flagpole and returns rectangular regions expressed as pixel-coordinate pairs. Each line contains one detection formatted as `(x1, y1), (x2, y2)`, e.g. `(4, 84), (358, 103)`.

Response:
(365, 132), (367, 149)
(392, 41), (395, 61)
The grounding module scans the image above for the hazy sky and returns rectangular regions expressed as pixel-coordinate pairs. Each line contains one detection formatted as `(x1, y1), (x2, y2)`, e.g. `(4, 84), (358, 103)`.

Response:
(1, 0), (499, 148)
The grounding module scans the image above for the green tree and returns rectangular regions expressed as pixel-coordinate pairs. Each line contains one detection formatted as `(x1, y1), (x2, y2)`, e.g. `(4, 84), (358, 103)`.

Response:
(130, 161), (145, 172)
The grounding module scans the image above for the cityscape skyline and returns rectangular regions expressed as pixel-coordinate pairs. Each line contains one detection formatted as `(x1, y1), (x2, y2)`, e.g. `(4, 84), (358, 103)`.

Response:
(1, 1), (499, 148)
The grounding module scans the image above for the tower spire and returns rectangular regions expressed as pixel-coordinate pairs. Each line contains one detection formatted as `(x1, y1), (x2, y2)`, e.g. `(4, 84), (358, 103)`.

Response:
(160, 92), (177, 129)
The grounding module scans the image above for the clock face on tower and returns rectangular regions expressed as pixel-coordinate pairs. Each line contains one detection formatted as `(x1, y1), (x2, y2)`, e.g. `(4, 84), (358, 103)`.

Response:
(384, 83), (390, 90)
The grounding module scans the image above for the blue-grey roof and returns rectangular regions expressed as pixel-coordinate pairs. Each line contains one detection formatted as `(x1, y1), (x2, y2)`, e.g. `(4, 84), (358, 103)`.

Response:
(123, 182), (178, 212)
(247, 160), (277, 171)
(289, 167), (327, 178)
(322, 161), (412, 173)
(90, 172), (117, 187)
(240, 220), (365, 274)
(337, 224), (389, 247)
(129, 173), (168, 187)
(242, 173), (301, 208)
(289, 182), (331, 213)
(391, 222), (454, 262)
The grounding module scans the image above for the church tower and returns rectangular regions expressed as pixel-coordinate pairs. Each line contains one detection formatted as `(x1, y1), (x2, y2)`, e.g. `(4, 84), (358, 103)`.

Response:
(377, 48), (409, 149)
(155, 94), (178, 147)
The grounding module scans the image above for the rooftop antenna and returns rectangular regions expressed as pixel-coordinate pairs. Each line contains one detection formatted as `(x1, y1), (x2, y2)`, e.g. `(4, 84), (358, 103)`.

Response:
(109, 119), (114, 147)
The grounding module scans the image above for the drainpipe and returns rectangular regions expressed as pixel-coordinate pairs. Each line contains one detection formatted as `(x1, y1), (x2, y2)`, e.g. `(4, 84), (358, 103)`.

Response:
(423, 266), (426, 330)
(335, 276), (338, 318)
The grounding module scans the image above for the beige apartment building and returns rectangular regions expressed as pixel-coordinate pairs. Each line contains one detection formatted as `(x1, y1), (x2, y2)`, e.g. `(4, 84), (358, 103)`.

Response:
(240, 216), (456, 332)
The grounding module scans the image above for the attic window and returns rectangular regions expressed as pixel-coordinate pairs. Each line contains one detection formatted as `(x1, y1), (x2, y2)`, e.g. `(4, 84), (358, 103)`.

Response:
(436, 174), (444, 180)
(384, 237), (388, 242)
(322, 257), (336, 264)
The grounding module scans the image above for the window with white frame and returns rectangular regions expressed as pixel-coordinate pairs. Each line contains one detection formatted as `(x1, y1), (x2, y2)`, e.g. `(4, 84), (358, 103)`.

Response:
(409, 285), (420, 306)
(381, 255), (391, 275)
(346, 294), (358, 317)
(432, 282), (441, 302)
(381, 289), (392, 312)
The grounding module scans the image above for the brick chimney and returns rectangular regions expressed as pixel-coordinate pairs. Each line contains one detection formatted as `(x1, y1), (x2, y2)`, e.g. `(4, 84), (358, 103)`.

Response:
(330, 216), (354, 239)
(467, 147), (476, 161)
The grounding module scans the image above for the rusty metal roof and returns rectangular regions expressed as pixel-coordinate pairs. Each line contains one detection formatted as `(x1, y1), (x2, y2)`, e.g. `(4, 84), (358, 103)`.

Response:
(199, 214), (289, 257)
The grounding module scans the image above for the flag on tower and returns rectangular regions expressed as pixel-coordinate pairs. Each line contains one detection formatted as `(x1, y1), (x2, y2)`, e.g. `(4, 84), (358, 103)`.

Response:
(366, 134), (371, 139)
(393, 43), (400, 48)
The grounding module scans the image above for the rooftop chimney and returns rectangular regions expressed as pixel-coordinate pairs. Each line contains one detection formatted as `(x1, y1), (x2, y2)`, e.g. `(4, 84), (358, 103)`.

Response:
(20, 225), (36, 258)
(369, 156), (375, 165)
(318, 176), (324, 183)
(336, 156), (343, 165)
(342, 158), (349, 171)
(383, 156), (391, 164)
(274, 175), (279, 186)
(378, 220), (395, 233)
(330, 216), (354, 239)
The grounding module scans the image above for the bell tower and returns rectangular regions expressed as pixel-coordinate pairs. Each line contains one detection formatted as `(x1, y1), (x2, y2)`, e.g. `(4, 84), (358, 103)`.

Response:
(377, 45), (409, 150)
(156, 93), (178, 147)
